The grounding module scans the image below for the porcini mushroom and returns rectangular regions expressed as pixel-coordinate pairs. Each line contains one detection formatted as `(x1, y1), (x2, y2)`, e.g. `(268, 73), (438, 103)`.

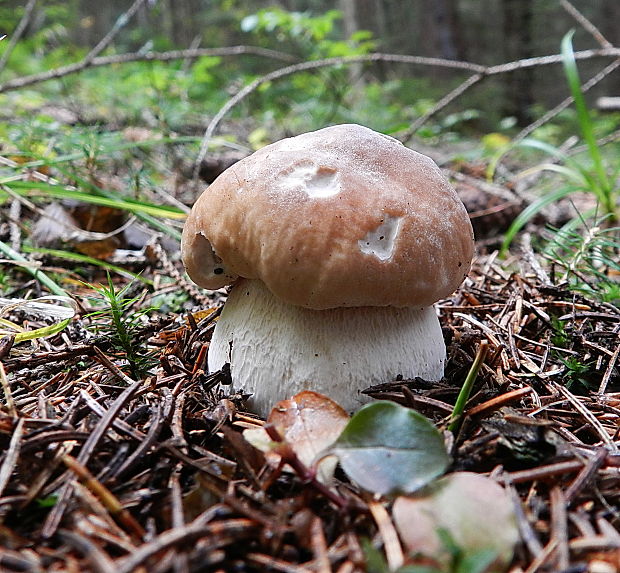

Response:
(181, 124), (474, 415)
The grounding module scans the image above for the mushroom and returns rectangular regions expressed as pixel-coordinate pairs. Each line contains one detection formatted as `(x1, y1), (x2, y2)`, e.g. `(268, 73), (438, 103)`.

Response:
(181, 124), (474, 415)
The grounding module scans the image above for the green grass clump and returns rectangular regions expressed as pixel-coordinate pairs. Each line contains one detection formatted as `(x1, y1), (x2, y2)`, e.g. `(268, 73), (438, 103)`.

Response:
(86, 274), (156, 379)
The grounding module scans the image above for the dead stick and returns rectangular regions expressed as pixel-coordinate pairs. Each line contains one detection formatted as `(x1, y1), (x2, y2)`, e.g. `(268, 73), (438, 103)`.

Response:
(62, 455), (145, 539)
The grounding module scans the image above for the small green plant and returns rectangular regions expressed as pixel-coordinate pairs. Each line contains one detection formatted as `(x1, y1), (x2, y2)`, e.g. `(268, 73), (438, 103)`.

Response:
(559, 355), (597, 393)
(543, 215), (620, 304)
(241, 8), (375, 59)
(494, 31), (619, 253)
(86, 274), (156, 378)
(550, 315), (570, 348)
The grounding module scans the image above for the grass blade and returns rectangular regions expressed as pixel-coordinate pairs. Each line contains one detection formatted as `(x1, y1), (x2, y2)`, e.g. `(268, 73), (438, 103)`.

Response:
(501, 186), (575, 254)
(1, 181), (185, 220)
(0, 240), (67, 296)
(23, 247), (153, 285)
(449, 341), (489, 433)
(561, 31), (612, 212)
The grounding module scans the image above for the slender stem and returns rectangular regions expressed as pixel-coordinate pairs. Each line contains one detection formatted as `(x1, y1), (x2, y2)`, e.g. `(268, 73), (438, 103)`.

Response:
(448, 341), (489, 433)
(264, 424), (349, 510)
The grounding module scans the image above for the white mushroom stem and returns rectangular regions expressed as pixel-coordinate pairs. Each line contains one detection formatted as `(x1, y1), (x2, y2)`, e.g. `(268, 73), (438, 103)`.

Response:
(208, 279), (446, 416)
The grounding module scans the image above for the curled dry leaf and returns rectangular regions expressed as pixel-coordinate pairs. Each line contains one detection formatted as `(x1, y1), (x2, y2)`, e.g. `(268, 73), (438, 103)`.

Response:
(243, 391), (349, 483)
(392, 472), (518, 572)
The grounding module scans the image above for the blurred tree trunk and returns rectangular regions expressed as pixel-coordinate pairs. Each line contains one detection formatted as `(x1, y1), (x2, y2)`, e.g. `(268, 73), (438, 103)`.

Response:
(340, 0), (388, 46)
(340, 0), (386, 80)
(169, 0), (203, 47)
(419, 0), (465, 60)
(76, 0), (116, 45)
(600, 1), (620, 93)
(502, 0), (535, 125)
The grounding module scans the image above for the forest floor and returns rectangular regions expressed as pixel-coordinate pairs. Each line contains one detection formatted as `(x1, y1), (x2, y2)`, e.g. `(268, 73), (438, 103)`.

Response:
(1, 195), (620, 572)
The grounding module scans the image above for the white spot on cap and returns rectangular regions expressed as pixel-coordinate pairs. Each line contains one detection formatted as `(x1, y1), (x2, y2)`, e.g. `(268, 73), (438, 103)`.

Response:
(358, 214), (403, 261)
(280, 163), (340, 198)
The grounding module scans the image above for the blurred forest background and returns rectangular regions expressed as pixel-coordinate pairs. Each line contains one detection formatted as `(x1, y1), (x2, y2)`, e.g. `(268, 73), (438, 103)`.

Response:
(1, 0), (619, 140)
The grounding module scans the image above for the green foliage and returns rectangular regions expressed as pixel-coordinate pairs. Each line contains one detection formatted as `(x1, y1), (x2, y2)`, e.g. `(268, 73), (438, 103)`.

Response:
(435, 530), (499, 573)
(0, 268), (11, 295)
(550, 315), (600, 392)
(85, 274), (156, 378)
(361, 539), (443, 573)
(561, 31), (613, 212)
(559, 355), (597, 392)
(330, 401), (449, 496)
(1, 124), (189, 244)
(1, 180), (184, 240)
(495, 33), (619, 253)
(34, 495), (59, 509)
(238, 7), (379, 133)
(24, 246), (152, 284)
(543, 216), (620, 304)
(241, 8), (355, 57)
(550, 315), (570, 348)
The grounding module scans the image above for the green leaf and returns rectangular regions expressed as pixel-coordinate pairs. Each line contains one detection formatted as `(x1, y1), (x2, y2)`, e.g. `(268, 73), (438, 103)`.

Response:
(516, 163), (587, 186)
(455, 548), (499, 573)
(1, 180), (185, 220)
(500, 186), (576, 254)
(561, 31), (611, 201)
(12, 318), (71, 343)
(361, 539), (391, 573)
(330, 401), (449, 496)
(486, 137), (569, 181)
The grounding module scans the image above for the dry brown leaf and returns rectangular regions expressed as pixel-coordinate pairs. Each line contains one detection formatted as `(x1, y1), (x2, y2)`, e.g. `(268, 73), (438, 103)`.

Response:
(243, 390), (349, 483)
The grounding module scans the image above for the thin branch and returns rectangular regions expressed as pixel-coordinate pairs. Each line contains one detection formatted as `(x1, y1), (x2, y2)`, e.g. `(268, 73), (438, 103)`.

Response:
(515, 57), (620, 143)
(484, 47), (620, 73)
(83, 0), (149, 65)
(193, 47), (620, 173)
(192, 53), (489, 176)
(407, 49), (619, 143)
(0, 46), (298, 94)
(0, 0), (37, 74)
(561, 0), (612, 48)
(95, 44), (296, 66)
(401, 72), (485, 143)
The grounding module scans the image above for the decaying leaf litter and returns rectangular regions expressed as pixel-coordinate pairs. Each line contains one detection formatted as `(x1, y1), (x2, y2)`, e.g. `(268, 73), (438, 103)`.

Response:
(1, 207), (619, 571)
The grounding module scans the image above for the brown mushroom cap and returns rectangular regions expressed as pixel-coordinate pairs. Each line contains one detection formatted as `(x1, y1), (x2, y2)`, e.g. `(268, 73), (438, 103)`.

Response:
(181, 124), (474, 310)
